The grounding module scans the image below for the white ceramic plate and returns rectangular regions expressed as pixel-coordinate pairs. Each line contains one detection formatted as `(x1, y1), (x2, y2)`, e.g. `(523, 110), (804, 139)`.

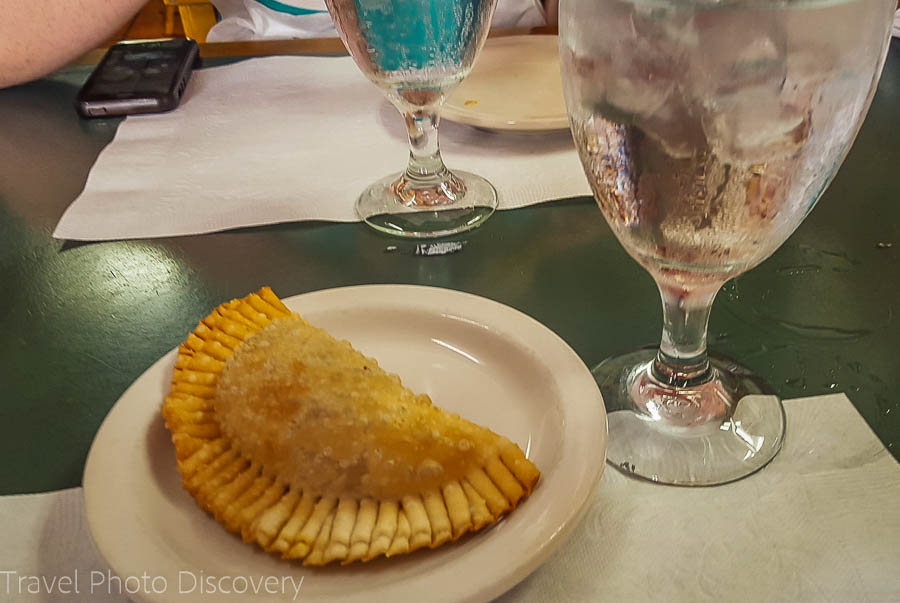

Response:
(444, 35), (569, 132)
(84, 285), (606, 603)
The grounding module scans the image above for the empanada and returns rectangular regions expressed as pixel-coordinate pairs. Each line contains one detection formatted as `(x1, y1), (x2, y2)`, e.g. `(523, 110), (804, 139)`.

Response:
(162, 287), (540, 566)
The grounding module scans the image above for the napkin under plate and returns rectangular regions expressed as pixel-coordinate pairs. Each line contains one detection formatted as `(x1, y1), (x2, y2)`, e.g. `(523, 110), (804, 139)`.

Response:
(2, 394), (897, 602)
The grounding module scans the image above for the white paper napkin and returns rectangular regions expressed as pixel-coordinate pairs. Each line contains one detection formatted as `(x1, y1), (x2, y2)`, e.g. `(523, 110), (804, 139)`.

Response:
(2, 394), (897, 602)
(53, 56), (590, 241)
(498, 393), (900, 602)
(0, 488), (126, 602)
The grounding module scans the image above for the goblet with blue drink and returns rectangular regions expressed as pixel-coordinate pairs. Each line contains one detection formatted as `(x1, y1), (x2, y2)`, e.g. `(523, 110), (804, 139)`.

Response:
(327, 0), (499, 238)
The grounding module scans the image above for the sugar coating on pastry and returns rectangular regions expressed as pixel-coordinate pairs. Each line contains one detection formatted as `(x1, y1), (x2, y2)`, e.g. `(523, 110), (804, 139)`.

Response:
(216, 315), (512, 500)
(162, 287), (540, 566)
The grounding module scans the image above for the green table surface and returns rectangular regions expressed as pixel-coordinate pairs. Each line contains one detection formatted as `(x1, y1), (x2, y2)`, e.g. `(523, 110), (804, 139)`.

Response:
(1, 41), (898, 496)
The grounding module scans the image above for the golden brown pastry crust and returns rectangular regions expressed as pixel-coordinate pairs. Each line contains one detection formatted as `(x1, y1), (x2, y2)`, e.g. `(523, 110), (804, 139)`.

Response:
(162, 287), (540, 566)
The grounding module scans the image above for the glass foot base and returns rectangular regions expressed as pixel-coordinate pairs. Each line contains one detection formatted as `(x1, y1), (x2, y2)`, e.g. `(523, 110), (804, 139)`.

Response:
(356, 170), (498, 238)
(593, 347), (785, 486)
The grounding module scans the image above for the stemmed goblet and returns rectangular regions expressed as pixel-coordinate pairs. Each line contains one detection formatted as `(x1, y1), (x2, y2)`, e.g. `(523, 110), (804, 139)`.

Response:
(560, 0), (896, 485)
(326, 0), (499, 238)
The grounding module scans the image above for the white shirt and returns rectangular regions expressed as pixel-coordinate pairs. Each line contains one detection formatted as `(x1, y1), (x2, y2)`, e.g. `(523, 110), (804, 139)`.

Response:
(207, 0), (546, 42)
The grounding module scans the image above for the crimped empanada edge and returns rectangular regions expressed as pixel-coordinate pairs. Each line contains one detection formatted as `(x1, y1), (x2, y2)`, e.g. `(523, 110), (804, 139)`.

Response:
(162, 287), (541, 566)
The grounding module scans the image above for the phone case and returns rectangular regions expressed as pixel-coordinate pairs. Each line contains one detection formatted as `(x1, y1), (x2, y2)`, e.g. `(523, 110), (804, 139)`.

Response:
(76, 38), (199, 118)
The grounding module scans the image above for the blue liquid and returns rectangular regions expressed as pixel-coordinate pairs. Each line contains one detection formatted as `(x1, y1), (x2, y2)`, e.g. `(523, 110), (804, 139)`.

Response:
(356, 0), (486, 72)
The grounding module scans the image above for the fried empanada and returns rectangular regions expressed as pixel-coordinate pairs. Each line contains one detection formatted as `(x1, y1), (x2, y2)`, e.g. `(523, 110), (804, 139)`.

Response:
(162, 287), (540, 566)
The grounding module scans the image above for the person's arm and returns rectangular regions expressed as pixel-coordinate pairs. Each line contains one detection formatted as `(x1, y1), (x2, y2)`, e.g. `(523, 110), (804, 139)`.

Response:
(0, 0), (148, 88)
(542, 0), (558, 26)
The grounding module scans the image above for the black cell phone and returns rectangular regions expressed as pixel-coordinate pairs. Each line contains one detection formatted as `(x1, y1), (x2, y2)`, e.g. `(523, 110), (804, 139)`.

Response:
(75, 38), (199, 118)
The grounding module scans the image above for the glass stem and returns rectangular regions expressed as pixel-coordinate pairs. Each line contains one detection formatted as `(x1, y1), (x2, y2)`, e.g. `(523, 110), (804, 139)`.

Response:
(652, 281), (723, 387)
(403, 109), (450, 183)
(390, 106), (464, 207)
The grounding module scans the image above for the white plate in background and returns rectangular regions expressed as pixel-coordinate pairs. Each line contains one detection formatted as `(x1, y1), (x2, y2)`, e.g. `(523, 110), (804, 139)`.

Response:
(444, 36), (570, 132)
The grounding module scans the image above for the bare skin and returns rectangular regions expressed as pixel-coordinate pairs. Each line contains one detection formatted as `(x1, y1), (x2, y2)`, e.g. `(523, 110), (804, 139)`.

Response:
(0, 0), (147, 88)
(0, 0), (563, 88)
